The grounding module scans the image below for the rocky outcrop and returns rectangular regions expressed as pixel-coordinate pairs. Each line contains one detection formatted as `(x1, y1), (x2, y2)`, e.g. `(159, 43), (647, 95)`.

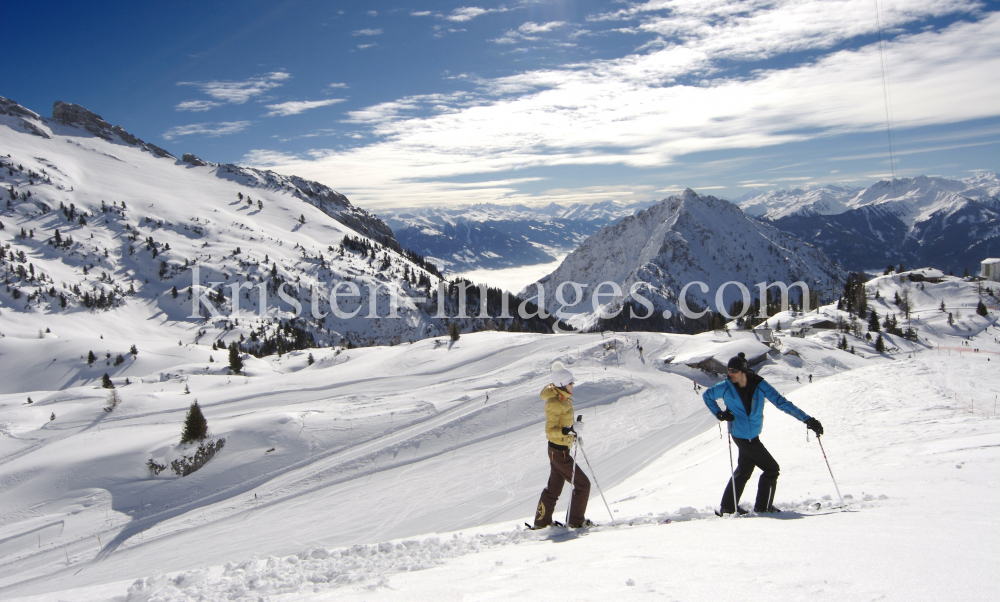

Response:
(52, 101), (175, 159)
(182, 153), (210, 167)
(1, 96), (41, 120)
(0, 96), (50, 138)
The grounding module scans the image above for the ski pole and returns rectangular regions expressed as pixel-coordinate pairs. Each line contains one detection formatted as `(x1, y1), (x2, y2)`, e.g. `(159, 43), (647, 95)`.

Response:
(565, 437), (580, 525)
(577, 437), (615, 523)
(816, 435), (843, 505)
(727, 422), (739, 516)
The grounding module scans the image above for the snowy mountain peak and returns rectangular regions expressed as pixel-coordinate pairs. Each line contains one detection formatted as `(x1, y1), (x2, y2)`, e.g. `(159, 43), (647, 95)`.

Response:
(528, 190), (846, 331)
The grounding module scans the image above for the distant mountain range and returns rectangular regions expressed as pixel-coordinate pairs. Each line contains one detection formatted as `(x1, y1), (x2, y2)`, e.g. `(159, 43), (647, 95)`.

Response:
(380, 200), (658, 273)
(736, 174), (1000, 273)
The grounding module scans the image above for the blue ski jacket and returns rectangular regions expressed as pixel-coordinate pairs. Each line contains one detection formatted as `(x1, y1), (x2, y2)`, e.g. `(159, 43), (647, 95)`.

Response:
(702, 374), (811, 439)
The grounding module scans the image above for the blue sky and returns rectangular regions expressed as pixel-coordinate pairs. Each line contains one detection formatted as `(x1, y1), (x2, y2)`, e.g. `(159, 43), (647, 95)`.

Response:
(6, 1), (1000, 209)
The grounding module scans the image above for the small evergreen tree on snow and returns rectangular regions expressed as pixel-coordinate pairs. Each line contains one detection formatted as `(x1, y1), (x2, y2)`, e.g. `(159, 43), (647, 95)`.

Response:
(104, 388), (122, 412)
(87, 350), (97, 365)
(50, 412), (56, 421)
(875, 333), (886, 353)
(228, 345), (243, 374)
(307, 353), (315, 365)
(101, 373), (115, 389)
(180, 400), (208, 444)
(26, 397), (32, 404)
(130, 344), (138, 356)
(448, 322), (461, 341)
(977, 300), (988, 317)
(868, 309), (880, 333)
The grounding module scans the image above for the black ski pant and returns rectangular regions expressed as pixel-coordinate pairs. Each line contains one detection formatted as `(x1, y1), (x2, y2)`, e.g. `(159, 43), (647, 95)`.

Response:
(720, 436), (780, 513)
(535, 443), (590, 527)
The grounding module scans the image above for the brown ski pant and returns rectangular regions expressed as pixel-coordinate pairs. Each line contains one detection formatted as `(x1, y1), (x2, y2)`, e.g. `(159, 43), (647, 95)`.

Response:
(534, 444), (590, 527)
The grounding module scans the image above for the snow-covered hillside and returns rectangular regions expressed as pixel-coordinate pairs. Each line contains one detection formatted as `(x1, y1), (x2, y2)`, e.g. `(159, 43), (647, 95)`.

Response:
(0, 271), (996, 601)
(0, 95), (569, 389)
(525, 189), (846, 332)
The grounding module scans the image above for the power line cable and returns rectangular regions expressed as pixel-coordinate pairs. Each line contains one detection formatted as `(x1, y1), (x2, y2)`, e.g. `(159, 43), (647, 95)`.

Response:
(874, 0), (897, 189)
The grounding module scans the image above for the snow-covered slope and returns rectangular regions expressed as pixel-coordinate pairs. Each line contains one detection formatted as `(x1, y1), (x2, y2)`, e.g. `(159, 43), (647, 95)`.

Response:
(0, 273), (995, 601)
(525, 189), (847, 331)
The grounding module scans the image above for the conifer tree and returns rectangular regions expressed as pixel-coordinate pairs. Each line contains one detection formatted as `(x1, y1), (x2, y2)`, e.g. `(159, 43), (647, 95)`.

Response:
(868, 309), (880, 333)
(448, 322), (461, 341)
(87, 350), (97, 365)
(228, 345), (243, 374)
(180, 400), (208, 444)
(875, 333), (886, 353)
(101, 373), (114, 389)
(977, 300), (988, 317)
(307, 353), (315, 365)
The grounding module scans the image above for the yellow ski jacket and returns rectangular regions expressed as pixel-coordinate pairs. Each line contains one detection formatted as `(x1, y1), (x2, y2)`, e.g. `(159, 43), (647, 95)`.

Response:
(541, 383), (575, 446)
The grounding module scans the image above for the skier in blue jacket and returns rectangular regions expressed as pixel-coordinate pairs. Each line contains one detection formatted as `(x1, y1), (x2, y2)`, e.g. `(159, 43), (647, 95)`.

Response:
(703, 352), (823, 514)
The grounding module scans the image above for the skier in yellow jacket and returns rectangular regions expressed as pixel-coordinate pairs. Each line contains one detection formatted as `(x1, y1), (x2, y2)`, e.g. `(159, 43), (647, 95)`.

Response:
(532, 361), (592, 529)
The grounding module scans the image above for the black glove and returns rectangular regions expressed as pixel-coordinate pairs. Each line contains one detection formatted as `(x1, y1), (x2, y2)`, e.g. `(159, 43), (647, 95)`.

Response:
(561, 426), (576, 436)
(806, 418), (823, 436)
(716, 409), (735, 422)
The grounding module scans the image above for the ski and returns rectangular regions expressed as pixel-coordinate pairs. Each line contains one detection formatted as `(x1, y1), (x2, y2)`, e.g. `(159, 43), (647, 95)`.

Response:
(524, 521), (566, 531)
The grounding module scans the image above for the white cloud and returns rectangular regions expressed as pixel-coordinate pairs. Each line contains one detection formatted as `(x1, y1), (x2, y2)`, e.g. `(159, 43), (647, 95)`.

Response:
(493, 21), (569, 44)
(242, 149), (301, 166)
(634, 0), (977, 61)
(357, 43), (378, 50)
(162, 121), (251, 140)
(258, 7), (1000, 209)
(328, 82), (349, 89)
(411, 11), (432, 17)
(264, 99), (346, 117)
(352, 28), (383, 36)
(446, 6), (507, 22)
(367, 10), (378, 17)
(174, 100), (222, 112)
(177, 72), (291, 104)
(519, 21), (565, 34)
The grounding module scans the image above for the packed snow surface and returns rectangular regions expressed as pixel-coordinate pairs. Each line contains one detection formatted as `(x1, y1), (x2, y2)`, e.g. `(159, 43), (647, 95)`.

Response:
(0, 275), (998, 601)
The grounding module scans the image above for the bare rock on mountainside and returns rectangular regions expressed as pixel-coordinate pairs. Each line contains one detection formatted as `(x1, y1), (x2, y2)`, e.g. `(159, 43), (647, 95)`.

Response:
(0, 96), (50, 138)
(52, 100), (175, 159)
(181, 153), (208, 167)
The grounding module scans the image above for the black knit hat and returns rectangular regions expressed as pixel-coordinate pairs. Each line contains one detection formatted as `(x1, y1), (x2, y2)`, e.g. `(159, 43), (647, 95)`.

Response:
(727, 352), (748, 373)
